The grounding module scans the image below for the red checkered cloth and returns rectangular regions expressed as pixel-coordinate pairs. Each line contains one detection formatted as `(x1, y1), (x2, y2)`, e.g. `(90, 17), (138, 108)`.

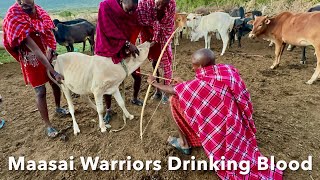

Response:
(95, 0), (141, 64)
(137, 0), (175, 85)
(173, 64), (283, 180)
(3, 3), (56, 87)
(170, 95), (201, 147)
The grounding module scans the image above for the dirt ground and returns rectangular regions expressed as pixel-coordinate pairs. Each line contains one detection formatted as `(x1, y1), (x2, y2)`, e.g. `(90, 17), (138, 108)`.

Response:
(0, 37), (320, 180)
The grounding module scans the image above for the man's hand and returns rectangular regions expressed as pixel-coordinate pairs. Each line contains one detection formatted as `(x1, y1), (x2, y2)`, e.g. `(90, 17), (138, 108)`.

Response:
(128, 43), (139, 58)
(147, 74), (157, 85)
(54, 72), (64, 84)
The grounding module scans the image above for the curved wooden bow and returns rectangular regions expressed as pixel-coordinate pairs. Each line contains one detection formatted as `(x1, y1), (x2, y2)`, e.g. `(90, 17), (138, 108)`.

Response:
(139, 28), (179, 140)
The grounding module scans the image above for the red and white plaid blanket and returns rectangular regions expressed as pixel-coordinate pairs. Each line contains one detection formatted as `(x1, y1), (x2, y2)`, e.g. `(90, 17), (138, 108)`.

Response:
(174, 64), (283, 179)
(3, 3), (56, 55)
(137, 0), (175, 84)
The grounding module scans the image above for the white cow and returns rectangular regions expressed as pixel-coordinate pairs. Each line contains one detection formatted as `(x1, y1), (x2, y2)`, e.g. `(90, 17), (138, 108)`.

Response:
(0, 31), (4, 49)
(186, 13), (202, 39)
(51, 42), (151, 135)
(191, 12), (239, 56)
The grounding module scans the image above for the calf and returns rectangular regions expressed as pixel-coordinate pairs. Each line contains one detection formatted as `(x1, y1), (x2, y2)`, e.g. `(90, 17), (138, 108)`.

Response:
(53, 20), (95, 54)
(0, 31), (4, 49)
(174, 13), (187, 45)
(248, 12), (320, 84)
(191, 12), (239, 56)
(51, 42), (151, 135)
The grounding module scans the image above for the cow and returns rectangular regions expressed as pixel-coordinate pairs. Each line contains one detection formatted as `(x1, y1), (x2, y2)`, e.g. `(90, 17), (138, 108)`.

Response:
(229, 17), (253, 48)
(245, 10), (262, 19)
(53, 18), (87, 27)
(286, 5), (320, 64)
(230, 7), (245, 18)
(191, 12), (239, 56)
(248, 12), (320, 84)
(49, 42), (152, 135)
(0, 31), (4, 49)
(53, 20), (95, 54)
(174, 13), (187, 45)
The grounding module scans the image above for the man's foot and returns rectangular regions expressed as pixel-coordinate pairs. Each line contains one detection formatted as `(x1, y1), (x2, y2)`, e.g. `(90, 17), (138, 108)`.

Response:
(46, 127), (58, 138)
(167, 136), (191, 155)
(151, 91), (162, 100)
(131, 99), (143, 106)
(104, 111), (112, 124)
(56, 107), (70, 117)
(161, 93), (169, 104)
(0, 119), (5, 129)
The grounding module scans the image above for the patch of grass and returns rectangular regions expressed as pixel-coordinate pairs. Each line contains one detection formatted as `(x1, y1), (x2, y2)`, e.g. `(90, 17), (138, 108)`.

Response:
(0, 41), (93, 64)
(0, 49), (15, 64)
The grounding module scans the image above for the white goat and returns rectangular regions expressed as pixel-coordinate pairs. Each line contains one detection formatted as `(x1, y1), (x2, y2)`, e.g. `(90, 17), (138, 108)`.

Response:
(51, 42), (151, 135)
(191, 12), (239, 56)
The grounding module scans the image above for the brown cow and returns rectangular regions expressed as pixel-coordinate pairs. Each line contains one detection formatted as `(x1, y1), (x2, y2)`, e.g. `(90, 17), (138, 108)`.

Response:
(248, 12), (320, 84)
(174, 13), (187, 45)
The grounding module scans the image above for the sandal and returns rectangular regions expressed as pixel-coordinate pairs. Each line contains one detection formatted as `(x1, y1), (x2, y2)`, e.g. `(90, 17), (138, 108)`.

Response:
(46, 127), (58, 138)
(104, 112), (112, 124)
(168, 137), (191, 155)
(0, 119), (5, 129)
(161, 93), (169, 104)
(151, 91), (162, 100)
(131, 99), (143, 106)
(56, 107), (70, 116)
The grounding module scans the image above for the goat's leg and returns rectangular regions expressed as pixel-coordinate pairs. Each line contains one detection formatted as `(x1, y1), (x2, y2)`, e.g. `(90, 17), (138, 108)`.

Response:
(113, 89), (134, 120)
(207, 34), (212, 49)
(204, 32), (208, 49)
(70, 44), (74, 52)
(220, 30), (229, 56)
(82, 41), (86, 52)
(306, 46), (320, 84)
(89, 35), (95, 55)
(66, 46), (71, 52)
(62, 86), (80, 135)
(93, 93), (107, 133)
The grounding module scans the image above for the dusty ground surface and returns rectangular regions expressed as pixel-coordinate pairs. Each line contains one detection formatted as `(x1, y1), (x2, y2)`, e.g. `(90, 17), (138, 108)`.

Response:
(0, 38), (320, 180)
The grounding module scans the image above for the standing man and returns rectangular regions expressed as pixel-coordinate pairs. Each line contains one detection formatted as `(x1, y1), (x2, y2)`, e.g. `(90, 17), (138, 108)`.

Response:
(3, 0), (68, 137)
(147, 49), (283, 179)
(137, 0), (176, 104)
(95, 0), (142, 123)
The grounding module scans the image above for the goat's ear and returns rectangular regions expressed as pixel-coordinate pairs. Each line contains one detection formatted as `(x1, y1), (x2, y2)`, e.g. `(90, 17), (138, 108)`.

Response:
(265, 19), (271, 25)
(247, 20), (254, 25)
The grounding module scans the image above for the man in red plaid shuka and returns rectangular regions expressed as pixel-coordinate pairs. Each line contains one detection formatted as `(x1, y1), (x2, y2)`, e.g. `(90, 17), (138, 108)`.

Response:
(3, 0), (68, 138)
(137, 0), (175, 104)
(147, 49), (283, 180)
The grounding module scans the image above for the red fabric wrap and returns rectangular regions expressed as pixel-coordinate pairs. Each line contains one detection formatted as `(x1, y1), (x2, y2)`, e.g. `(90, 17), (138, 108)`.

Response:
(173, 64), (283, 180)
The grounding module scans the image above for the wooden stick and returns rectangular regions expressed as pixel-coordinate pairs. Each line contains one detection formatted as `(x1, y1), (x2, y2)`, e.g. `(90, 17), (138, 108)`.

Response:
(140, 28), (179, 140)
(136, 72), (172, 81)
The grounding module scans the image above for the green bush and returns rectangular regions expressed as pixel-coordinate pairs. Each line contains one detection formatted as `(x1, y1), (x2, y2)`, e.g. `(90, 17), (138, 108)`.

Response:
(58, 10), (74, 17)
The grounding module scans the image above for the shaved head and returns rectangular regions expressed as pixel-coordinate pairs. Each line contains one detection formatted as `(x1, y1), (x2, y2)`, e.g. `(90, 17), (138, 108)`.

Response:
(192, 48), (215, 71)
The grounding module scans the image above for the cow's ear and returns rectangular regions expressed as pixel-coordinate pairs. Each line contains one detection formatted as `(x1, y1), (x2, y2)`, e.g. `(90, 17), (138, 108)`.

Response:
(247, 20), (254, 25)
(265, 19), (271, 24)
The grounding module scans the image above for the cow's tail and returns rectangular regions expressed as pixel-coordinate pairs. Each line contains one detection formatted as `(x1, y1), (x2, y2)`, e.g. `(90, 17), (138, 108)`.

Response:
(47, 65), (62, 89)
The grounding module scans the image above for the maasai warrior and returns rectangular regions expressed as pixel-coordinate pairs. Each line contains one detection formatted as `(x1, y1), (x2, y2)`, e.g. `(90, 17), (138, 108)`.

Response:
(95, 0), (142, 123)
(147, 49), (283, 179)
(2, 0), (69, 138)
(137, 0), (175, 104)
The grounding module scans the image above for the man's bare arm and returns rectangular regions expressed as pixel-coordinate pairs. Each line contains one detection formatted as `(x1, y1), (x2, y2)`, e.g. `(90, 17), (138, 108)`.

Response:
(24, 36), (64, 83)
